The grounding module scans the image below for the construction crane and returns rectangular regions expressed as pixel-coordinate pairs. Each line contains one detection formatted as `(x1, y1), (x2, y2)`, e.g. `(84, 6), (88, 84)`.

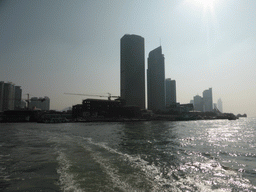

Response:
(64, 93), (120, 100)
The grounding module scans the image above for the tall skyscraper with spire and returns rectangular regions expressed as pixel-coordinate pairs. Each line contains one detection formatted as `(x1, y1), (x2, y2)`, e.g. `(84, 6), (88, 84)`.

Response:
(147, 46), (165, 111)
(120, 34), (145, 109)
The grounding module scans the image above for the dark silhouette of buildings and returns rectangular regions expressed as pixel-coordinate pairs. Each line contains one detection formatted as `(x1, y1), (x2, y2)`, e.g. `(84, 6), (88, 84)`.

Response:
(14, 86), (22, 109)
(147, 46), (165, 111)
(72, 98), (141, 119)
(166, 78), (176, 108)
(0, 81), (4, 111)
(0, 81), (22, 111)
(73, 99), (124, 118)
(120, 34), (145, 109)
(3, 82), (15, 111)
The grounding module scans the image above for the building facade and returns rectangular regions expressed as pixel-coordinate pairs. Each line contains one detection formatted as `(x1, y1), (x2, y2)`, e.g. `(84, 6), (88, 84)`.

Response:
(72, 98), (140, 118)
(217, 98), (223, 113)
(2, 82), (15, 111)
(166, 78), (176, 108)
(0, 81), (4, 111)
(193, 95), (204, 112)
(14, 86), (22, 109)
(29, 96), (50, 110)
(203, 88), (213, 112)
(120, 34), (145, 109)
(0, 82), (23, 111)
(147, 46), (165, 111)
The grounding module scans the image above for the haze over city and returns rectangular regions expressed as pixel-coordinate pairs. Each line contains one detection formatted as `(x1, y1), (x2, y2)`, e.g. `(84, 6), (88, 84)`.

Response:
(0, 0), (255, 116)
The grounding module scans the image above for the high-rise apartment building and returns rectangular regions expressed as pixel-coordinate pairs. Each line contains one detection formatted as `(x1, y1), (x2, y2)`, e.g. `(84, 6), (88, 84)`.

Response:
(29, 96), (50, 110)
(120, 34), (145, 109)
(147, 46), (165, 111)
(2, 82), (15, 111)
(0, 81), (23, 111)
(14, 86), (22, 109)
(203, 88), (213, 112)
(166, 78), (176, 108)
(0, 81), (4, 111)
(193, 95), (204, 112)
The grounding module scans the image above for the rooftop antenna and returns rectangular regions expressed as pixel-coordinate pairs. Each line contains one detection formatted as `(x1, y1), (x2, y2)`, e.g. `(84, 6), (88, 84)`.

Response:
(160, 38), (161, 46)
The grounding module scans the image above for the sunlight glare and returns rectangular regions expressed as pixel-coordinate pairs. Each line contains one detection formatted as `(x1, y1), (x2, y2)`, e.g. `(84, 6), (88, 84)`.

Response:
(186, 0), (218, 11)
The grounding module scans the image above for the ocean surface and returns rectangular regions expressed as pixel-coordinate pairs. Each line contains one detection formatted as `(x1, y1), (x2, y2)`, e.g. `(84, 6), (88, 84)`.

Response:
(0, 118), (255, 192)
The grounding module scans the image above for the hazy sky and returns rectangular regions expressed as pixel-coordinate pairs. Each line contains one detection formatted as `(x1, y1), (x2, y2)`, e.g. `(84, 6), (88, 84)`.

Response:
(1, 0), (255, 116)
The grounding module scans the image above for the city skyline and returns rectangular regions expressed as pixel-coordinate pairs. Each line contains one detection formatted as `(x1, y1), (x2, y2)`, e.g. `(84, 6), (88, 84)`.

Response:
(192, 87), (213, 112)
(0, 0), (255, 116)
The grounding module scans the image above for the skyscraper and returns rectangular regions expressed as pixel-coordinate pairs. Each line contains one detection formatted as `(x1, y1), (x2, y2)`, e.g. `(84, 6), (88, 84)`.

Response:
(14, 86), (22, 109)
(3, 82), (15, 111)
(203, 88), (213, 112)
(147, 46), (165, 111)
(193, 95), (204, 112)
(217, 98), (223, 113)
(29, 96), (50, 110)
(120, 34), (145, 109)
(0, 81), (4, 111)
(166, 78), (176, 108)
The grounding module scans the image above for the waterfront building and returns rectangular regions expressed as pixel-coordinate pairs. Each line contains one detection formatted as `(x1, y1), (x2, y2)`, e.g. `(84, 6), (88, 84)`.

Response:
(72, 98), (140, 118)
(2, 82), (15, 111)
(0, 81), (4, 111)
(14, 86), (22, 109)
(217, 98), (223, 113)
(166, 78), (176, 108)
(0, 81), (23, 111)
(120, 34), (145, 109)
(147, 46), (165, 111)
(193, 95), (204, 112)
(81, 99), (123, 117)
(203, 88), (213, 112)
(29, 96), (50, 110)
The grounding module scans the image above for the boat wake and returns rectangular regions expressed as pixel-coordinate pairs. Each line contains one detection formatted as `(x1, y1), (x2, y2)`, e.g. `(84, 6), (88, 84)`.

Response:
(46, 129), (256, 192)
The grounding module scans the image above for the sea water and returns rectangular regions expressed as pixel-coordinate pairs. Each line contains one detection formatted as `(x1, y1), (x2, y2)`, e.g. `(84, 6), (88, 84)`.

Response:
(0, 118), (255, 191)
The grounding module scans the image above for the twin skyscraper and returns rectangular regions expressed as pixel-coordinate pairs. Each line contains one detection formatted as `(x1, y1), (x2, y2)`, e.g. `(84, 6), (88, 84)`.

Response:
(120, 34), (176, 111)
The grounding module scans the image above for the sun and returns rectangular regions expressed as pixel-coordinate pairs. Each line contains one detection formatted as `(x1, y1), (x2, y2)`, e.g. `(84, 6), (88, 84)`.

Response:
(185, 0), (218, 12)
(194, 0), (216, 7)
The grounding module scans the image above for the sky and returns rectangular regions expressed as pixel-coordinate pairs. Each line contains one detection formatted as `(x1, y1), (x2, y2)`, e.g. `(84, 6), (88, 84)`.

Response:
(0, 0), (255, 116)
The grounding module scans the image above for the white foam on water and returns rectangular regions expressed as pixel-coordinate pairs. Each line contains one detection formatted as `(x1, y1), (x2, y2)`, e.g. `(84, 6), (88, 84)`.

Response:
(45, 132), (172, 191)
(79, 137), (202, 191)
(56, 150), (83, 192)
(80, 137), (164, 191)
(49, 133), (256, 192)
(81, 137), (256, 191)
(79, 140), (143, 192)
